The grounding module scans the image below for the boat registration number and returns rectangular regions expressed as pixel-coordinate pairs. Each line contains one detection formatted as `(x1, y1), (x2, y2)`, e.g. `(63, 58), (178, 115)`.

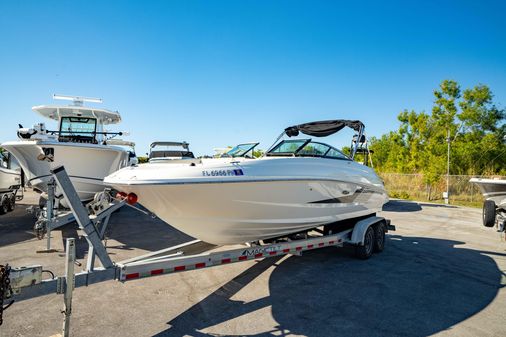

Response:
(202, 169), (244, 177)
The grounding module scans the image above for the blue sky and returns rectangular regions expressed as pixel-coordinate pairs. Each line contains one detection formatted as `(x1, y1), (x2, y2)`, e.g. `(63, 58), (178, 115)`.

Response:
(1, 0), (505, 155)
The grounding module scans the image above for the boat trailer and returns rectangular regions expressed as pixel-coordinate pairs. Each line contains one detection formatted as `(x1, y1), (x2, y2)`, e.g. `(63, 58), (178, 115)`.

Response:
(0, 166), (394, 336)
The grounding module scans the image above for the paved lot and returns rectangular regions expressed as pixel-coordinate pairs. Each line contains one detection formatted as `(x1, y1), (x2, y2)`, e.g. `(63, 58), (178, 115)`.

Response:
(0, 192), (505, 337)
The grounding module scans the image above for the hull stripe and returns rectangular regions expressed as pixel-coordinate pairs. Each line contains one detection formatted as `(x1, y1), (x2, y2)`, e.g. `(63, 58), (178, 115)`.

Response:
(29, 174), (104, 184)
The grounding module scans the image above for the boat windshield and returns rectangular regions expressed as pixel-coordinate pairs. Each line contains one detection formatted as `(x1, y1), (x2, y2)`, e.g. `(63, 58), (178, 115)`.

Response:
(223, 143), (259, 158)
(268, 139), (310, 155)
(149, 144), (195, 160)
(267, 139), (349, 160)
(59, 117), (98, 143)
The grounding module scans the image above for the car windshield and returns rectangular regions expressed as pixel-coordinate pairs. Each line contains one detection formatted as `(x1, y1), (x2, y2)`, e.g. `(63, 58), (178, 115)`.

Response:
(223, 143), (259, 158)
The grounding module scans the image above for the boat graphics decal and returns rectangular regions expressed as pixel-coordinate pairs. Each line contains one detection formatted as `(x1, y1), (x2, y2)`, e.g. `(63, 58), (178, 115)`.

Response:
(241, 245), (282, 257)
(309, 188), (383, 204)
(29, 174), (104, 184)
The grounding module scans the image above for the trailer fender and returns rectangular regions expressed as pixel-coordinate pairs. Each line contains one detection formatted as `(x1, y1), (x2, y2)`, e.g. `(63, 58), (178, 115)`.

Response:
(349, 216), (386, 246)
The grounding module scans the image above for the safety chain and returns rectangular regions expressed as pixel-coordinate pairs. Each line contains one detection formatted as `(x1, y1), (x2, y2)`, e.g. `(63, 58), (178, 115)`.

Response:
(0, 264), (14, 326)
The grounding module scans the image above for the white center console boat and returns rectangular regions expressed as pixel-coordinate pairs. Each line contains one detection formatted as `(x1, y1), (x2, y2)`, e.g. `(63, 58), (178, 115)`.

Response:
(2, 94), (134, 206)
(105, 119), (388, 245)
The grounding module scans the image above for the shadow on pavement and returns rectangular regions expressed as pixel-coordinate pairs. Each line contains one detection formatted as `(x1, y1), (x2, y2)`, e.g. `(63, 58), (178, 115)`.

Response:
(59, 205), (195, 259)
(103, 205), (194, 251)
(383, 200), (422, 212)
(383, 200), (460, 213)
(156, 234), (503, 337)
(0, 202), (38, 246)
(417, 202), (458, 209)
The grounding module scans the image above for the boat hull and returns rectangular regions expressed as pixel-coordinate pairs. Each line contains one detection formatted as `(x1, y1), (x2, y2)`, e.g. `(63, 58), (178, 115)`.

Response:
(470, 178), (506, 209)
(105, 157), (388, 245)
(2, 141), (129, 202)
(0, 167), (21, 193)
(112, 179), (385, 244)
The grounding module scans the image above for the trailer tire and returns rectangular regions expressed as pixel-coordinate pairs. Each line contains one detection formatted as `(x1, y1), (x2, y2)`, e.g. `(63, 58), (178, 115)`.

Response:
(483, 200), (496, 227)
(6, 194), (15, 212)
(355, 226), (375, 259)
(0, 196), (9, 215)
(374, 221), (386, 253)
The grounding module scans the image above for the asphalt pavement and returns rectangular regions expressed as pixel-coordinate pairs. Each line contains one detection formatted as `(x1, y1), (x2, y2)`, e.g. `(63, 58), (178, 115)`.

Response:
(0, 193), (505, 337)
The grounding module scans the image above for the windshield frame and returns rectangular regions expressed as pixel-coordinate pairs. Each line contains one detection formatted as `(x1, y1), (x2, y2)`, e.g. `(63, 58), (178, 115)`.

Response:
(222, 142), (260, 158)
(266, 139), (311, 156)
(266, 139), (350, 160)
(59, 117), (97, 135)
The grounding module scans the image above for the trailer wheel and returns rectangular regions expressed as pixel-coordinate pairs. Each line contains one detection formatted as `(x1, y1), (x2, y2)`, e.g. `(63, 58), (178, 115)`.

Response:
(374, 221), (386, 253)
(483, 200), (496, 227)
(7, 195), (15, 212)
(0, 196), (9, 215)
(355, 226), (375, 259)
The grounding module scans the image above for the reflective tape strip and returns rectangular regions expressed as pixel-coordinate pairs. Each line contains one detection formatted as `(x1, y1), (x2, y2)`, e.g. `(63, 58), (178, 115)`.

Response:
(122, 233), (349, 281)
(125, 272), (139, 280)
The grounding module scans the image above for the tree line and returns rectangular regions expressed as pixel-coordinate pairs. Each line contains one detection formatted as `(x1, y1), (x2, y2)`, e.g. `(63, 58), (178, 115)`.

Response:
(369, 80), (505, 186)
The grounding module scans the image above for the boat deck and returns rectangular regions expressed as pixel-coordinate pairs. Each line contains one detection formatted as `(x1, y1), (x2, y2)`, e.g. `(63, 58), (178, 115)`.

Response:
(1, 191), (505, 337)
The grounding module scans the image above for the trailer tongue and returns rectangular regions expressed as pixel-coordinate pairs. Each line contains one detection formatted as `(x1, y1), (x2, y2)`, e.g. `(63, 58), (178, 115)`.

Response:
(0, 166), (394, 336)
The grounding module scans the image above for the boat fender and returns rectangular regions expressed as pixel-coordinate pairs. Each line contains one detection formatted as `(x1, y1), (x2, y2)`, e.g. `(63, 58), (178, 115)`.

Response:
(349, 216), (384, 245)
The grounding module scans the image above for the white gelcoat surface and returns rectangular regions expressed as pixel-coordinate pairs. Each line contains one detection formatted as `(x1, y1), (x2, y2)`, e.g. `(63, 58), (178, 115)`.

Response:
(105, 156), (388, 244)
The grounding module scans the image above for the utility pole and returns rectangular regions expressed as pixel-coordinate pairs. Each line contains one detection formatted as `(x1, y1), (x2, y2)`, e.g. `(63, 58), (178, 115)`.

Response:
(445, 128), (450, 204)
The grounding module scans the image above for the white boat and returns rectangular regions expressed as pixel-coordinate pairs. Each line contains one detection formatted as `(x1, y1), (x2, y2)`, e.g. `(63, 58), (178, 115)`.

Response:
(148, 141), (199, 164)
(470, 177), (506, 228)
(2, 94), (134, 205)
(470, 178), (506, 207)
(105, 120), (389, 245)
(0, 152), (21, 194)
